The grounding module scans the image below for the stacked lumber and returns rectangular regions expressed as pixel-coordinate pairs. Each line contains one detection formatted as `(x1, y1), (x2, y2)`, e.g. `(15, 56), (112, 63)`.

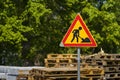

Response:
(29, 67), (77, 80)
(28, 67), (104, 80)
(17, 51), (120, 80)
(26, 53), (103, 80)
(104, 55), (120, 80)
(83, 51), (120, 80)
(81, 66), (104, 80)
(44, 54), (83, 68)
(16, 67), (44, 80)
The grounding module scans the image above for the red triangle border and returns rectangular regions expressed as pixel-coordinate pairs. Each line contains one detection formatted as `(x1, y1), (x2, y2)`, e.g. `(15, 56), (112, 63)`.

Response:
(61, 14), (97, 47)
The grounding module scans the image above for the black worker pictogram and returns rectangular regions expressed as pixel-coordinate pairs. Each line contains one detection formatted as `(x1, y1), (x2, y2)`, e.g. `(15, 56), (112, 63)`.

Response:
(71, 27), (90, 43)
(71, 27), (82, 43)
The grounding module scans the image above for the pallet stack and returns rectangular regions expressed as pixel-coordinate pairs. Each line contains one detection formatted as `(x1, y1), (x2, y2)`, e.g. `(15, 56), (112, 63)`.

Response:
(28, 66), (104, 80)
(16, 67), (44, 80)
(80, 66), (104, 80)
(17, 51), (120, 80)
(29, 67), (77, 80)
(83, 52), (120, 80)
(43, 54), (104, 80)
(44, 54), (82, 68)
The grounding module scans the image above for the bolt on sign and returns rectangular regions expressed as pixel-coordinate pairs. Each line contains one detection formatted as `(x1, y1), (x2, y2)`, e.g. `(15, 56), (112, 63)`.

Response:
(60, 14), (97, 47)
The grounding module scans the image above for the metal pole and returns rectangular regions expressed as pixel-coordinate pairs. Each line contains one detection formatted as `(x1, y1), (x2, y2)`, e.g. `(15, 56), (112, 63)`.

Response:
(77, 48), (80, 80)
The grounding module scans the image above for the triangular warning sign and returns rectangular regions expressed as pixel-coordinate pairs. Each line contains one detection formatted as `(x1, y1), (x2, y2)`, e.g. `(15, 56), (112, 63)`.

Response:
(60, 14), (97, 47)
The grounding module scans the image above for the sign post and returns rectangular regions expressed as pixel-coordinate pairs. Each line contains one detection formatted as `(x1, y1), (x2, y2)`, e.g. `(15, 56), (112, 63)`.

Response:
(60, 14), (97, 80)
(77, 48), (80, 80)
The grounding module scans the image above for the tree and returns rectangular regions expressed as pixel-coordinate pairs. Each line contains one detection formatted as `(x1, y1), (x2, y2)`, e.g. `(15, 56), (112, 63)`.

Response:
(81, 0), (120, 53)
(0, 0), (120, 66)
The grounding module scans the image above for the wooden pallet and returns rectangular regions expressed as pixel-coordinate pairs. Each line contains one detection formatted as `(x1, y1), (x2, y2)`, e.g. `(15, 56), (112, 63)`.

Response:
(28, 67), (104, 80)
(84, 53), (120, 60)
(83, 53), (120, 80)
(44, 53), (120, 80)
(105, 73), (120, 78)
(45, 58), (78, 68)
(47, 54), (83, 59)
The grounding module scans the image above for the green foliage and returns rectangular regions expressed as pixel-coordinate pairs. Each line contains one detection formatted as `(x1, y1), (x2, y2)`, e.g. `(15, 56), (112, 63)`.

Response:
(0, 0), (120, 66)
(81, 0), (120, 53)
(0, 0), (33, 65)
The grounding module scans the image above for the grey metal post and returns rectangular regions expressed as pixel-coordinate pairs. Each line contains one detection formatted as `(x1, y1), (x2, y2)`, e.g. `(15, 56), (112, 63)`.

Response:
(77, 48), (80, 80)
